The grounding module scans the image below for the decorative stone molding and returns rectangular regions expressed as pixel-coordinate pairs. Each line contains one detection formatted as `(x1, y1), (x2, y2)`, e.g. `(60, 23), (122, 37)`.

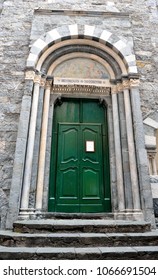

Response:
(122, 79), (130, 90)
(111, 85), (118, 94)
(34, 74), (41, 84)
(25, 70), (35, 80)
(148, 152), (157, 160)
(52, 84), (110, 96)
(129, 78), (140, 88)
(117, 82), (123, 92)
(54, 77), (110, 87)
(40, 77), (46, 87)
(45, 77), (53, 89)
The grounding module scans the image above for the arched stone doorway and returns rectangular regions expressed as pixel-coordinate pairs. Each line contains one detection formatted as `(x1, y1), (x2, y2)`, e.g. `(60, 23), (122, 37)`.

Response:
(6, 24), (154, 228)
(48, 55), (111, 213)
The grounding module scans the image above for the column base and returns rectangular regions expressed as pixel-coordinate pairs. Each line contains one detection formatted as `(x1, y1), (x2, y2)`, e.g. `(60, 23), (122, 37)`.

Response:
(114, 210), (144, 221)
(19, 208), (36, 219)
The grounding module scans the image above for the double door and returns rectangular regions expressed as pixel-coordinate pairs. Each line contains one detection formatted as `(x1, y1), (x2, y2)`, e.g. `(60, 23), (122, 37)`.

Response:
(56, 123), (104, 212)
(48, 99), (111, 213)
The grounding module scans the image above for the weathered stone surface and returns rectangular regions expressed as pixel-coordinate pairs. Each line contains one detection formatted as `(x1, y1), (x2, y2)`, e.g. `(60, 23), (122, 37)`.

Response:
(0, 0), (158, 228)
(1, 230), (158, 247)
(1, 245), (158, 260)
(153, 199), (158, 217)
(13, 219), (151, 234)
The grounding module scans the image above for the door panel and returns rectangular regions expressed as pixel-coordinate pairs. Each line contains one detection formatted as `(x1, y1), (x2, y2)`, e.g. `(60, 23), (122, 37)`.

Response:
(60, 168), (78, 198)
(80, 124), (104, 212)
(61, 127), (78, 163)
(56, 124), (79, 212)
(82, 168), (100, 198)
(55, 123), (104, 212)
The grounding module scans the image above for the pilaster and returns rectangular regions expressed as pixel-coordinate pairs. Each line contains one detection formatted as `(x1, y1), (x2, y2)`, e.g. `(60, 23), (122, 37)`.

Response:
(6, 69), (36, 228)
(20, 72), (41, 217)
(117, 80), (133, 210)
(111, 81), (125, 211)
(130, 78), (155, 227)
(35, 76), (53, 211)
(123, 78), (140, 210)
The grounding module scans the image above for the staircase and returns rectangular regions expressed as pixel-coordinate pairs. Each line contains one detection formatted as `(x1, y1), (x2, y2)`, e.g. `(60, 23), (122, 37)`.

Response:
(0, 216), (158, 259)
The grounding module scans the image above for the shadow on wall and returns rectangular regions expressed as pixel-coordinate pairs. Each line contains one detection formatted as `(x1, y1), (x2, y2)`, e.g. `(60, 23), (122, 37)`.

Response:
(153, 198), (158, 217)
(144, 111), (158, 218)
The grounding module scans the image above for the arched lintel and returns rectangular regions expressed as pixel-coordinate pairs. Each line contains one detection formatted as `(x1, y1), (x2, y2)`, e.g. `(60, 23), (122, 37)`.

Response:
(48, 52), (115, 80)
(39, 40), (124, 78)
(27, 24), (137, 75)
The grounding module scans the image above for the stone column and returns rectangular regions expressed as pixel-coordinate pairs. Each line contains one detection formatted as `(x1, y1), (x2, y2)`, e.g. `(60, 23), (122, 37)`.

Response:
(20, 73), (41, 215)
(42, 94), (60, 210)
(123, 79), (141, 210)
(111, 85), (125, 211)
(105, 97), (117, 212)
(148, 154), (153, 175)
(152, 155), (157, 175)
(148, 152), (157, 175)
(35, 76), (53, 211)
(117, 81), (133, 210)
(6, 69), (35, 228)
(130, 78), (155, 226)
(29, 75), (46, 209)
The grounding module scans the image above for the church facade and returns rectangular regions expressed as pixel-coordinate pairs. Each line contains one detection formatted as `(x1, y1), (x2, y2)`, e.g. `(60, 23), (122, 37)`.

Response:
(0, 0), (158, 229)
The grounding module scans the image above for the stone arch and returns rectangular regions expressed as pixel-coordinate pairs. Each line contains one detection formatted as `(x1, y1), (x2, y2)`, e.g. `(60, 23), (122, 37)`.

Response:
(27, 24), (137, 75)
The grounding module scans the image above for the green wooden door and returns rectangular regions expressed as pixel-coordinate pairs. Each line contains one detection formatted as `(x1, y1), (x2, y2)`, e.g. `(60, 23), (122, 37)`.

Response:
(56, 124), (79, 212)
(48, 99), (111, 213)
(80, 124), (104, 212)
(56, 123), (104, 212)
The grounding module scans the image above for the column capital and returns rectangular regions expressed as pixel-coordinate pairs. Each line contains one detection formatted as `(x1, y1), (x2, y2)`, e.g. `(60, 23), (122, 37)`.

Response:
(148, 152), (157, 159)
(34, 74), (41, 84)
(117, 82), (123, 93)
(45, 76), (54, 89)
(25, 69), (36, 81)
(111, 85), (118, 94)
(129, 78), (140, 88)
(40, 75), (46, 87)
(122, 79), (130, 90)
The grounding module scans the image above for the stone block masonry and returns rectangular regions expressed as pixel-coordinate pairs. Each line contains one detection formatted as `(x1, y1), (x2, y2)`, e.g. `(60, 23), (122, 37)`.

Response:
(0, 0), (158, 228)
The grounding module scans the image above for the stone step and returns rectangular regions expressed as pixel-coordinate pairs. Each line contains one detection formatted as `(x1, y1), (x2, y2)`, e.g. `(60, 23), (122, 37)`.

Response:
(34, 212), (114, 220)
(1, 230), (158, 248)
(13, 219), (151, 233)
(0, 245), (158, 260)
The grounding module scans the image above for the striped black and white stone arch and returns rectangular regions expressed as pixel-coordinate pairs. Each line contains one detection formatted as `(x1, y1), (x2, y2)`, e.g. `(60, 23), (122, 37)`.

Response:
(27, 24), (137, 74)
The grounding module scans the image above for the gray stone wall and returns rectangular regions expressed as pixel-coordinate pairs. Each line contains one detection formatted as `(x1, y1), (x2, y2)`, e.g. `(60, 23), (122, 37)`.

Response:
(0, 0), (158, 228)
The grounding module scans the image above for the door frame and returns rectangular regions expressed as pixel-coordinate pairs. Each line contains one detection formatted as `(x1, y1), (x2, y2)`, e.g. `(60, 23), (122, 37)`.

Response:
(48, 97), (111, 213)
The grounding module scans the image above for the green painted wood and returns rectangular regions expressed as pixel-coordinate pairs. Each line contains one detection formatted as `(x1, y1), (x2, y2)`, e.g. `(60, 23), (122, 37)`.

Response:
(55, 123), (104, 212)
(48, 99), (111, 213)
(56, 124), (80, 212)
(80, 124), (104, 212)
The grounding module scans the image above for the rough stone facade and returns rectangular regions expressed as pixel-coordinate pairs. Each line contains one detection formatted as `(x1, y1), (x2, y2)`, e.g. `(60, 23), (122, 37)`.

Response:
(0, 0), (158, 229)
